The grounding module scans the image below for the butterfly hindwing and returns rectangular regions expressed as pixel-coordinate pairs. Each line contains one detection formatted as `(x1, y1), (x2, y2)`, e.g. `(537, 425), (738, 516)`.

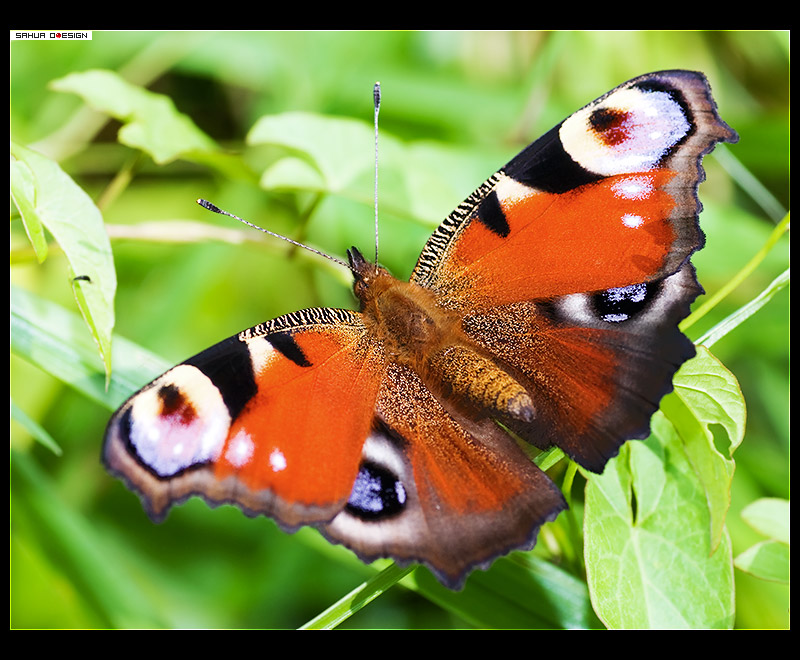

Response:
(460, 264), (702, 471)
(321, 362), (566, 589)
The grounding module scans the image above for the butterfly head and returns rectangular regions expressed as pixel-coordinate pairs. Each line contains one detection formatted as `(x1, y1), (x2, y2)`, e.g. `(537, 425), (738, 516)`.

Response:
(347, 246), (395, 307)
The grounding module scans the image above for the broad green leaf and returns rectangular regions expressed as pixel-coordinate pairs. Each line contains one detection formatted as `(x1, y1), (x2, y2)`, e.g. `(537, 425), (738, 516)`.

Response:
(51, 69), (214, 164)
(49, 69), (251, 180)
(248, 111), (381, 195)
(10, 284), (165, 411)
(10, 154), (48, 262)
(584, 403), (736, 628)
(10, 141), (116, 378)
(260, 155), (328, 193)
(734, 498), (790, 585)
(734, 541), (789, 584)
(248, 112), (415, 219)
(660, 347), (746, 551)
(248, 112), (498, 234)
(741, 498), (790, 544)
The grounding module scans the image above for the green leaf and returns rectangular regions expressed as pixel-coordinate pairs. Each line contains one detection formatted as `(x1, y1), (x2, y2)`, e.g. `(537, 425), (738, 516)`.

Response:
(300, 563), (415, 629)
(660, 347), (746, 551)
(249, 111), (382, 195)
(50, 69), (215, 164)
(10, 399), (62, 456)
(734, 498), (790, 585)
(10, 154), (48, 262)
(583, 352), (741, 628)
(10, 140), (116, 379)
(10, 284), (165, 411)
(411, 554), (603, 629)
(49, 69), (251, 181)
(247, 111), (507, 244)
(11, 448), (170, 628)
(260, 155), (328, 193)
(734, 541), (790, 584)
(741, 498), (790, 544)
(248, 112), (437, 222)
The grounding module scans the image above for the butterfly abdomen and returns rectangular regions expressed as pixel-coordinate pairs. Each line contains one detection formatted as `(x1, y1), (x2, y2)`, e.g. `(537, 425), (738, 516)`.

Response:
(428, 345), (535, 423)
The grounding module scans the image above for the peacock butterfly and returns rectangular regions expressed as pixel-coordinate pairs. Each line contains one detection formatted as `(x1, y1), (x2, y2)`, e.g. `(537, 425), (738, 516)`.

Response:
(103, 70), (737, 590)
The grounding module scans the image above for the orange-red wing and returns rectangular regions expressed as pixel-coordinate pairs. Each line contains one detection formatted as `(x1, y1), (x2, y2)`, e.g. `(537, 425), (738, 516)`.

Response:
(321, 362), (566, 589)
(460, 264), (701, 472)
(103, 308), (385, 528)
(411, 70), (737, 311)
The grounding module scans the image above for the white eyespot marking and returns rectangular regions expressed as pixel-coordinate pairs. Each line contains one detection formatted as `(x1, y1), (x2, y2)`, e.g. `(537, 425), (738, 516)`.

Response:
(269, 448), (287, 472)
(325, 429), (419, 548)
(622, 213), (645, 228)
(556, 293), (594, 324)
(560, 87), (690, 176)
(247, 336), (280, 376)
(395, 481), (407, 505)
(495, 173), (535, 204)
(127, 365), (231, 477)
(226, 429), (255, 468)
(612, 176), (654, 200)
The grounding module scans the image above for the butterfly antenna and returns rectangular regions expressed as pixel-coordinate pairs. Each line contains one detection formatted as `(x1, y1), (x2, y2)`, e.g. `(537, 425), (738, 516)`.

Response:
(373, 81), (381, 264)
(196, 199), (351, 270)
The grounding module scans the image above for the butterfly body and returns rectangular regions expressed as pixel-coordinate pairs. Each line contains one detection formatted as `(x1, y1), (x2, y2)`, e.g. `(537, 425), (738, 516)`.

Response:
(104, 70), (737, 589)
(349, 246), (534, 424)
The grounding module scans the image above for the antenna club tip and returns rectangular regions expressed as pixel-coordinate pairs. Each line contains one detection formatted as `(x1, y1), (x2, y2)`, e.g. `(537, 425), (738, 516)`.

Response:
(373, 82), (381, 108)
(197, 198), (221, 214)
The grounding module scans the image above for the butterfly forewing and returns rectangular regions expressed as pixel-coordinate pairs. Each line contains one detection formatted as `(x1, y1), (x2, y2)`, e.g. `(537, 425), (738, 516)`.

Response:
(411, 70), (736, 307)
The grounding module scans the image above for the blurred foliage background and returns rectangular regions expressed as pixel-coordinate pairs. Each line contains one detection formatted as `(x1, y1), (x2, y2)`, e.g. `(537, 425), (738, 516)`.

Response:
(10, 30), (789, 629)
